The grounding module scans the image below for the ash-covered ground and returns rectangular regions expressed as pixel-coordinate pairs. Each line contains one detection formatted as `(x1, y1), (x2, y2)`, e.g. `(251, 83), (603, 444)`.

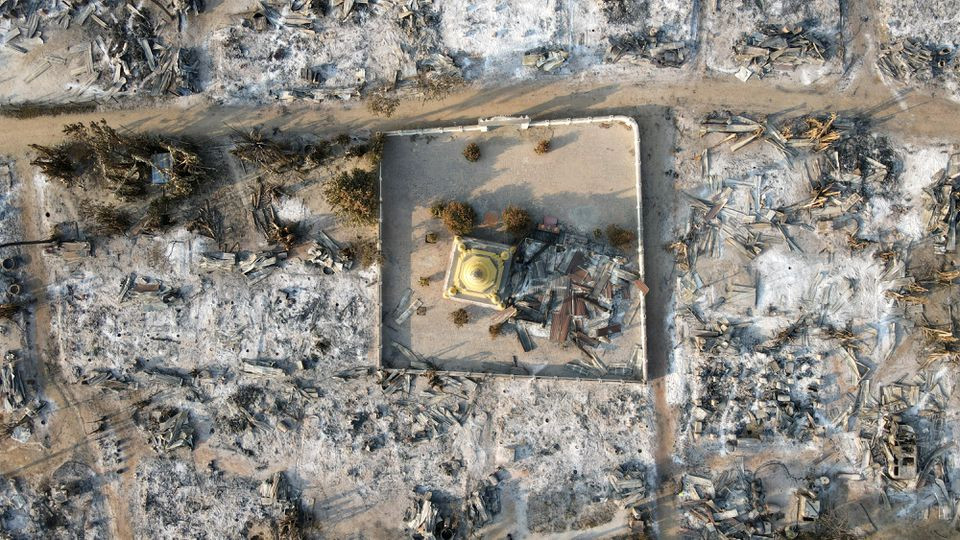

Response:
(660, 108), (960, 537)
(0, 129), (656, 539)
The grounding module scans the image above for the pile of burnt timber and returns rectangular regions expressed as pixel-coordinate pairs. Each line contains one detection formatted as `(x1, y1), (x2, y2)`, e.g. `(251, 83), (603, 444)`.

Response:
(878, 39), (952, 82)
(304, 231), (353, 275)
(928, 152), (959, 254)
(1, 352), (27, 413)
(139, 406), (194, 454)
(118, 273), (181, 304)
(604, 29), (688, 67)
(733, 24), (827, 81)
(491, 220), (645, 378)
(678, 468), (780, 538)
(199, 250), (288, 284)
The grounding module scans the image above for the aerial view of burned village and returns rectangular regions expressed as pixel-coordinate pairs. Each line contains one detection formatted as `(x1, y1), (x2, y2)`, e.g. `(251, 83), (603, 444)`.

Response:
(1, 1), (960, 539)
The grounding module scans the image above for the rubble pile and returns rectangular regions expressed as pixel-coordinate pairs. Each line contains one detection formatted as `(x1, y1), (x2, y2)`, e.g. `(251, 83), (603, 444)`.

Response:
(252, 182), (299, 249)
(604, 30), (688, 67)
(5, 2), (203, 98)
(688, 329), (824, 446)
(857, 375), (952, 489)
(199, 249), (289, 283)
(928, 152), (959, 255)
(699, 112), (853, 158)
(403, 490), (460, 540)
(136, 405), (194, 454)
(0, 463), (111, 539)
(118, 272), (181, 304)
(733, 24), (828, 81)
(0, 351), (27, 413)
(522, 48), (570, 72)
(878, 38), (955, 82)
(464, 469), (505, 530)
(678, 468), (780, 538)
(132, 458), (287, 538)
(259, 471), (304, 540)
(379, 369), (479, 444)
(491, 222), (645, 379)
(216, 0), (457, 103)
(305, 231), (354, 275)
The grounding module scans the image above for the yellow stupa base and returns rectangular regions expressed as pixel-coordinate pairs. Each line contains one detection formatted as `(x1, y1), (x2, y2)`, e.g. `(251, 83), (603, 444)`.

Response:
(442, 236), (515, 309)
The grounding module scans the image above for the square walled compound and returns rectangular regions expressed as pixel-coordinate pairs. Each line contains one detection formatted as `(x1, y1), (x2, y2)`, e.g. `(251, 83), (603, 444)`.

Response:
(378, 116), (646, 382)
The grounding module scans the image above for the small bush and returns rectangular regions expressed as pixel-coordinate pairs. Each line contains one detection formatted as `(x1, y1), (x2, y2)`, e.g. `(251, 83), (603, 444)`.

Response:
(323, 168), (379, 225)
(429, 200), (447, 219)
(346, 144), (368, 158)
(335, 133), (351, 146)
(450, 308), (469, 327)
(418, 276), (430, 287)
(462, 143), (481, 162)
(366, 90), (400, 118)
(502, 205), (532, 236)
(534, 139), (551, 154)
(489, 322), (504, 339)
(606, 224), (636, 251)
(0, 303), (21, 320)
(346, 237), (382, 268)
(442, 201), (476, 235)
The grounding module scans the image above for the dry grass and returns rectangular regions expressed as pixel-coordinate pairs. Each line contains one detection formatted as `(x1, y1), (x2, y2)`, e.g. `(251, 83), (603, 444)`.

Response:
(462, 143), (481, 162)
(450, 308), (469, 327)
(366, 90), (400, 118)
(442, 201), (476, 235)
(323, 168), (380, 225)
(606, 224), (636, 251)
(346, 237), (382, 268)
(79, 201), (133, 236)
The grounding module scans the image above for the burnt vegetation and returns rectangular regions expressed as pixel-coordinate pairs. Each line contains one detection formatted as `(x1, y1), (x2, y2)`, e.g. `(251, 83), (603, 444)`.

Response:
(29, 120), (213, 237)
(230, 127), (331, 173)
(322, 168), (380, 225)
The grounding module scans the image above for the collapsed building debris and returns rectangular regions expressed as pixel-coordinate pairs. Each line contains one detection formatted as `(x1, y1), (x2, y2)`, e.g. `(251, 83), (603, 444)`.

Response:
(137, 406), (194, 454)
(118, 272), (180, 304)
(403, 490), (459, 540)
(304, 231), (354, 274)
(464, 470), (504, 530)
(733, 24), (828, 81)
(678, 468), (780, 538)
(1, 351), (27, 413)
(928, 152), (959, 255)
(604, 30), (687, 67)
(200, 249), (288, 283)
(259, 471), (303, 539)
(459, 219), (648, 379)
(878, 38), (955, 82)
(522, 48), (569, 72)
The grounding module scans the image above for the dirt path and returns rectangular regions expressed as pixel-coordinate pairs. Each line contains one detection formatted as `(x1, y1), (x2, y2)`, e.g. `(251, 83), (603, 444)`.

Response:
(0, 159), (141, 540)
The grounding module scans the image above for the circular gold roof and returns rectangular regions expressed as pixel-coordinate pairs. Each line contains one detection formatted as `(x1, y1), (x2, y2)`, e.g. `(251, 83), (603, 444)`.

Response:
(458, 255), (497, 292)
